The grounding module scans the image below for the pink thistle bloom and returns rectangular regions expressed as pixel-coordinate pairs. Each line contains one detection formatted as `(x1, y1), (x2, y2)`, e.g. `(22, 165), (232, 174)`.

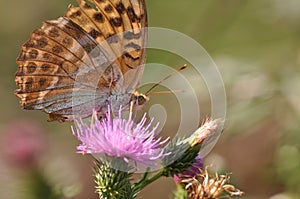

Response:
(72, 107), (169, 168)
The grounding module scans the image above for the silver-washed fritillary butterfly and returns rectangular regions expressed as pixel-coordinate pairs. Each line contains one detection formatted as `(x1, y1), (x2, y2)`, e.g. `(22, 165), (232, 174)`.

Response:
(15, 0), (148, 122)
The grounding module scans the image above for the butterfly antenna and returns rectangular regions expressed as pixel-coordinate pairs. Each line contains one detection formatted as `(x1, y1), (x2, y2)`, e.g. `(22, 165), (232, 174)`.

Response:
(145, 64), (187, 96)
(150, 89), (184, 95)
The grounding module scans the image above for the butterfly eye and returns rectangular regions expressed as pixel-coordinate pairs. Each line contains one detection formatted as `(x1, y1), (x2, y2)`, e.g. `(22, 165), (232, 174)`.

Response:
(137, 95), (146, 105)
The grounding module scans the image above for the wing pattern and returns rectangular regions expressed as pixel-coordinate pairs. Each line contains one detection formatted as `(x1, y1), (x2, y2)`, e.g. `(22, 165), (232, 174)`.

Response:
(15, 0), (147, 122)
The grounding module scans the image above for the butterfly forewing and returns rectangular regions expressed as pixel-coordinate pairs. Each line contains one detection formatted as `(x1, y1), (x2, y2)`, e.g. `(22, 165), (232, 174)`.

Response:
(65, 0), (147, 88)
(15, 0), (147, 122)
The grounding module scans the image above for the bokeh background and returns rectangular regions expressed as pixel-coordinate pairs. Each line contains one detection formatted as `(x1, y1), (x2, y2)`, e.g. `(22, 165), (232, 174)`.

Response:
(1, 0), (300, 198)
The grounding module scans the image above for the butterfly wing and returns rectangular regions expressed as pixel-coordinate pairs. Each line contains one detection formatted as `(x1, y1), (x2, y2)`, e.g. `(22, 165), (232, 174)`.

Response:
(15, 0), (148, 122)
(65, 0), (148, 91)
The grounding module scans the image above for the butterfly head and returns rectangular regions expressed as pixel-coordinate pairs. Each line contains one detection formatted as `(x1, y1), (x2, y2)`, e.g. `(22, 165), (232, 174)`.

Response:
(132, 91), (149, 110)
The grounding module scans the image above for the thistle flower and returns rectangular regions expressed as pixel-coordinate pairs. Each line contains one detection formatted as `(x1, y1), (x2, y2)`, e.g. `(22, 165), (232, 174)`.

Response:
(173, 155), (203, 183)
(189, 118), (224, 147)
(163, 118), (223, 177)
(72, 107), (169, 168)
(180, 166), (244, 198)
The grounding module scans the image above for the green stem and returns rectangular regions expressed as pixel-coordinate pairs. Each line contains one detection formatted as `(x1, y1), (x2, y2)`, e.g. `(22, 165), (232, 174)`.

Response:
(139, 168), (150, 183)
(133, 169), (166, 193)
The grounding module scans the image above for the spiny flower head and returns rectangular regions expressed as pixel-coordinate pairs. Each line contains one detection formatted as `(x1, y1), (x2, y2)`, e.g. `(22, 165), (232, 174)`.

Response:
(163, 118), (223, 177)
(173, 155), (203, 183)
(72, 106), (169, 168)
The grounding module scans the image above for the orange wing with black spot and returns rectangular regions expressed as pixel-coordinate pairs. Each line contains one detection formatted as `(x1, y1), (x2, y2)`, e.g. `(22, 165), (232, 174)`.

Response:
(15, 0), (147, 122)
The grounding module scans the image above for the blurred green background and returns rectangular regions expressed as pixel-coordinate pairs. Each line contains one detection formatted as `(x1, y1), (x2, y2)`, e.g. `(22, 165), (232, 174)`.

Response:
(1, 0), (300, 198)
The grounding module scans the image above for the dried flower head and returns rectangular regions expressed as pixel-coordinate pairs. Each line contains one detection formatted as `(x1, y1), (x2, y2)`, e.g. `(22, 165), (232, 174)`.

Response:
(189, 118), (224, 147)
(179, 166), (244, 198)
(72, 106), (169, 168)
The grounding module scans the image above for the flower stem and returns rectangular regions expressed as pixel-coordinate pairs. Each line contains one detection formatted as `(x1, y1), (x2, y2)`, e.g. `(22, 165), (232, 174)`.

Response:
(133, 169), (166, 193)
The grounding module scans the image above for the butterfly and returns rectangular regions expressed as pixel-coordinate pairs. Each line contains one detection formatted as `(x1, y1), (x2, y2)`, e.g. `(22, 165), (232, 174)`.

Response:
(15, 0), (148, 122)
